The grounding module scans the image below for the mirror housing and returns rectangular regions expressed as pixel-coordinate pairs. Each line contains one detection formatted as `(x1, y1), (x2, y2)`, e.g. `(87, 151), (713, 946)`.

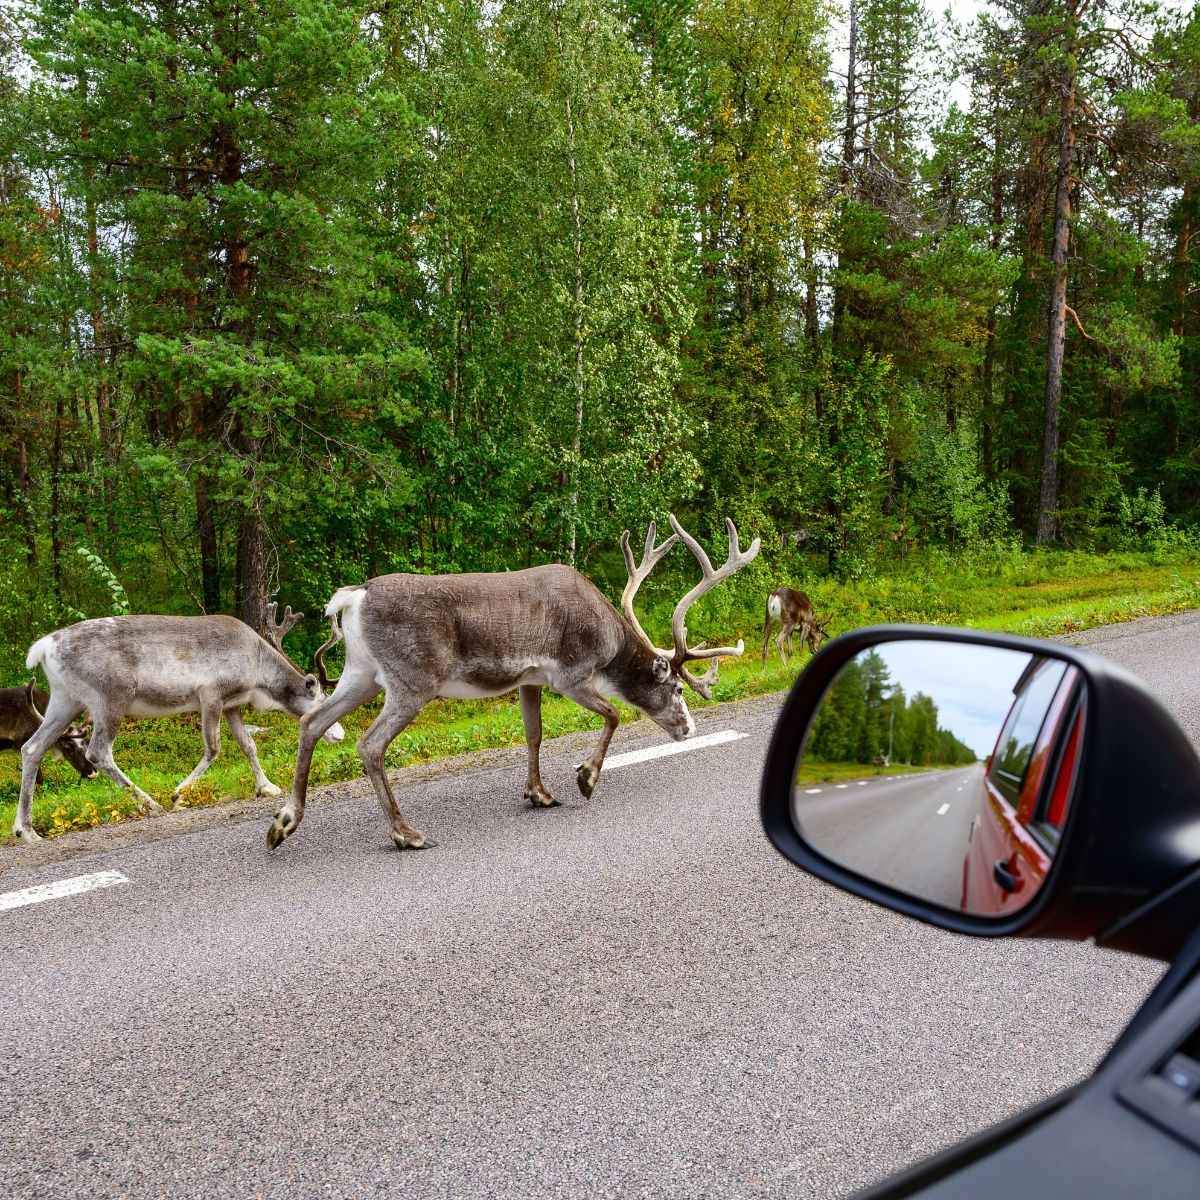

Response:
(760, 625), (1200, 960)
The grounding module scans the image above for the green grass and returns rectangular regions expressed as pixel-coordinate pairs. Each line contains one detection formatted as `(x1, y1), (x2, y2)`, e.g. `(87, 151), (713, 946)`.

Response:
(4, 545), (1199, 844)
(793, 759), (923, 785)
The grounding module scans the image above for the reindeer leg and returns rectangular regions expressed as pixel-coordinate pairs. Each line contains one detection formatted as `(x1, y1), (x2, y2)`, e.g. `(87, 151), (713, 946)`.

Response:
(356, 690), (434, 850)
(776, 623), (791, 666)
(173, 700), (221, 798)
(224, 706), (279, 797)
(761, 617), (774, 665)
(86, 706), (159, 811)
(519, 685), (557, 807)
(14, 692), (83, 842)
(562, 684), (620, 799)
(268, 671), (379, 850)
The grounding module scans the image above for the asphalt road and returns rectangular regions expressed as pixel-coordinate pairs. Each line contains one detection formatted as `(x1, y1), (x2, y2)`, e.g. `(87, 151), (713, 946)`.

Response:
(793, 765), (982, 909)
(4, 612), (1197, 1200)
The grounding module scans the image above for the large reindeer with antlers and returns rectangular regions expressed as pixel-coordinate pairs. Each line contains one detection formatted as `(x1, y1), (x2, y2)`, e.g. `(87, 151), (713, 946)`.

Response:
(266, 516), (760, 852)
(12, 604), (344, 842)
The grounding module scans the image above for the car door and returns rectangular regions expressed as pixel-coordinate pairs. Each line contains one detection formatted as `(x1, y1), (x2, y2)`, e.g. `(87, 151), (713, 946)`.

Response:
(964, 658), (1081, 914)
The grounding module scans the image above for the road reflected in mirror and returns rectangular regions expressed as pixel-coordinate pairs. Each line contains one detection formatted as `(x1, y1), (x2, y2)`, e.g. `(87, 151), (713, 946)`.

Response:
(791, 640), (1085, 916)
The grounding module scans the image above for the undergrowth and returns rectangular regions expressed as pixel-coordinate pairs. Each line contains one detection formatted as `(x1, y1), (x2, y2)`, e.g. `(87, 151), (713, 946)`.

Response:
(3, 545), (1198, 843)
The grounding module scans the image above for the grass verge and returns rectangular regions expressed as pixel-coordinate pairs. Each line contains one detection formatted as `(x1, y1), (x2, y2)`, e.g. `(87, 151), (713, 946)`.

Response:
(3, 546), (1198, 844)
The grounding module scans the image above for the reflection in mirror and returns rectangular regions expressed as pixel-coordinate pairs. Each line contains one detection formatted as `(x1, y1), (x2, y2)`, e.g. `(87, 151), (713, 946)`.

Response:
(791, 640), (1085, 917)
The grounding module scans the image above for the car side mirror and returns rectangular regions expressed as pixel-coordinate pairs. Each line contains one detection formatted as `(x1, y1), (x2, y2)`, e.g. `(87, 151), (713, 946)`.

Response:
(759, 626), (1200, 961)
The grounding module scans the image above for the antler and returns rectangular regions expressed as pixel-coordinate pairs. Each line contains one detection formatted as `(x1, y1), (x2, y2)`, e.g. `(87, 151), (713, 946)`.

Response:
(313, 603), (346, 690)
(23, 678), (44, 723)
(668, 515), (761, 673)
(679, 655), (720, 699)
(619, 520), (679, 654)
(313, 630), (341, 690)
(265, 601), (303, 652)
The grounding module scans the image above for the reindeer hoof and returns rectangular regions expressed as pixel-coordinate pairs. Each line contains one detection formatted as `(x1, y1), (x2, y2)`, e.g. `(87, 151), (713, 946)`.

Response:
(576, 763), (600, 799)
(14, 827), (42, 844)
(390, 830), (436, 850)
(257, 782), (282, 799)
(524, 788), (560, 808)
(266, 810), (297, 850)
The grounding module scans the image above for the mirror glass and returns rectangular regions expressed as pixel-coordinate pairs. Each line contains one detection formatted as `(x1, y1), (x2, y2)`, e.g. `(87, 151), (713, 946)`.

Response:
(791, 640), (1085, 916)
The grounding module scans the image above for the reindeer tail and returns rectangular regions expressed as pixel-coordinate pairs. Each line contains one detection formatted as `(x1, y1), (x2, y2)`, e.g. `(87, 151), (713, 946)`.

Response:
(25, 634), (53, 673)
(314, 586), (359, 689)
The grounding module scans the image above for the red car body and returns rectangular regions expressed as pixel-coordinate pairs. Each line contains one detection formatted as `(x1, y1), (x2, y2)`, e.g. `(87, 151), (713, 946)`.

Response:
(962, 658), (1084, 915)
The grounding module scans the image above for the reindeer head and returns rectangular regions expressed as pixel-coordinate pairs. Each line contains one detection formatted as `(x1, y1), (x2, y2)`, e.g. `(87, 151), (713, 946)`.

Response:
(807, 615), (832, 655)
(618, 516), (760, 740)
(23, 681), (96, 780)
(265, 603), (345, 744)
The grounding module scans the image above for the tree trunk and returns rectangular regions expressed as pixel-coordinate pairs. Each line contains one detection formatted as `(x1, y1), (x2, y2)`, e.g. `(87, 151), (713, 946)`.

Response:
(1174, 182), (1194, 339)
(555, 14), (585, 569)
(982, 107), (1003, 481)
(15, 369), (37, 569)
(192, 385), (221, 614)
(832, 0), (859, 346)
(237, 478), (271, 635)
(1036, 12), (1077, 547)
(79, 79), (117, 552)
(218, 94), (266, 625)
(51, 392), (64, 613)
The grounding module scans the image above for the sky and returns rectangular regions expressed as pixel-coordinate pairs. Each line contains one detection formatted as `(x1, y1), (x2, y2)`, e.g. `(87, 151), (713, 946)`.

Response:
(828, 0), (1195, 117)
(872, 640), (1032, 757)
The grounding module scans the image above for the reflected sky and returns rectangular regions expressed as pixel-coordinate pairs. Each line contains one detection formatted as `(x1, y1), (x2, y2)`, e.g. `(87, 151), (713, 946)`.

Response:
(873, 641), (1032, 758)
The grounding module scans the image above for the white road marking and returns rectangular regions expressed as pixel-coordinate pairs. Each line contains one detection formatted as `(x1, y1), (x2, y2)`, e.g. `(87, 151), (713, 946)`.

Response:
(857, 781), (867, 786)
(0, 870), (129, 913)
(803, 788), (823, 794)
(936, 803), (951, 816)
(835, 784), (849, 789)
(605, 729), (746, 771)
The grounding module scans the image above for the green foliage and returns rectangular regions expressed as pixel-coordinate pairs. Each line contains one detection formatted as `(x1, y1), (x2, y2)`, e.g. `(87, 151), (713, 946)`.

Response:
(1, 0), (1199, 684)
(4, 546), (1195, 843)
(806, 649), (976, 767)
(901, 414), (1011, 547)
(75, 547), (130, 616)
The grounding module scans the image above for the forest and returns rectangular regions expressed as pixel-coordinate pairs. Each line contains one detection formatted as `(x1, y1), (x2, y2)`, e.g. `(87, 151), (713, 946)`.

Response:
(3, 0), (1200, 680)
(804, 649), (977, 767)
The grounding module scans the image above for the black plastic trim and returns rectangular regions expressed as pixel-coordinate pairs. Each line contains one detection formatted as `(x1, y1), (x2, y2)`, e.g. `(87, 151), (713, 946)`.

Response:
(845, 1083), (1081, 1199)
(759, 624), (1200, 957)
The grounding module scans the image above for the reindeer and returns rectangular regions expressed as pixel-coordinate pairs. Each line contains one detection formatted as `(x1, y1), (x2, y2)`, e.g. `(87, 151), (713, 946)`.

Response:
(0, 680), (96, 784)
(266, 515), (760, 852)
(12, 604), (345, 843)
(761, 587), (831, 666)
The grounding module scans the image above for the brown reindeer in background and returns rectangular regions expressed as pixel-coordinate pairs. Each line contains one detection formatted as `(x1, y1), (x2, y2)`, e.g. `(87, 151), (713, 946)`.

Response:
(0, 680), (95, 784)
(761, 587), (831, 666)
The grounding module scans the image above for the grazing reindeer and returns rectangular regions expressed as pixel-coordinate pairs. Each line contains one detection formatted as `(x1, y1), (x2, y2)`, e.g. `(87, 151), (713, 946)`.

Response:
(12, 604), (345, 843)
(267, 515), (760, 852)
(0, 680), (96, 783)
(761, 587), (831, 666)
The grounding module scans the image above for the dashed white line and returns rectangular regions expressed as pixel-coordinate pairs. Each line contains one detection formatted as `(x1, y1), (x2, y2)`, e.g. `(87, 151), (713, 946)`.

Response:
(0, 870), (129, 913)
(605, 729), (746, 771)
(804, 787), (823, 794)
(835, 784), (849, 790)
(936, 803), (951, 816)
(856, 781), (868, 786)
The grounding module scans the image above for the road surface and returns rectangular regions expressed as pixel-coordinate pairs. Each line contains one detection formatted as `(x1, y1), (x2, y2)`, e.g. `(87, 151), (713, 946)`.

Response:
(4, 610), (1198, 1199)
(793, 765), (982, 909)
